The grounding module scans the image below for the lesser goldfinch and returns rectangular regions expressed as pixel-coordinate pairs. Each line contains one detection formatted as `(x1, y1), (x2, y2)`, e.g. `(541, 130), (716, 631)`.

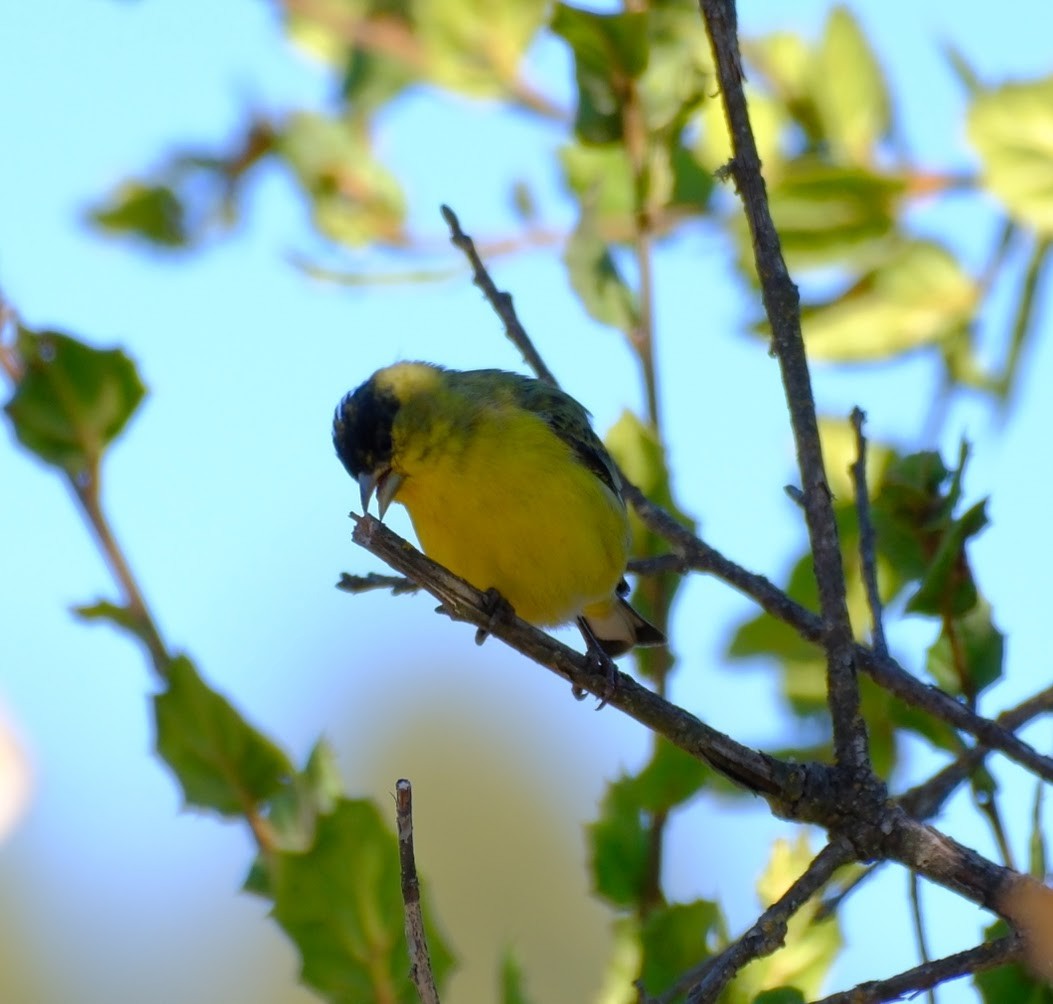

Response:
(332, 362), (664, 659)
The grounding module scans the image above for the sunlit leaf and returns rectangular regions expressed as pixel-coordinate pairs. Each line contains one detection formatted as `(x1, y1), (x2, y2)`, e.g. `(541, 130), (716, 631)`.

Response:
(969, 76), (1053, 234)
(564, 214), (639, 334)
(800, 240), (977, 361)
(813, 6), (891, 163)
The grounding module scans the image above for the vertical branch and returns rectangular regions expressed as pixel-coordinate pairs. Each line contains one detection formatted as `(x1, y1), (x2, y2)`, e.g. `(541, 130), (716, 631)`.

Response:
(850, 408), (888, 658)
(395, 779), (441, 1004)
(697, 0), (869, 773)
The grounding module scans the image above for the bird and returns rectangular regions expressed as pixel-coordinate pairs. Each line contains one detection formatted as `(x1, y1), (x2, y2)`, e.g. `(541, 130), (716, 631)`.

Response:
(332, 361), (665, 666)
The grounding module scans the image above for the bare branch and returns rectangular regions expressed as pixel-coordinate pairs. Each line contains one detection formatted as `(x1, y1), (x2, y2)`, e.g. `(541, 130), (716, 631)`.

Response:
(395, 779), (441, 1004)
(698, 0), (867, 774)
(670, 840), (853, 1004)
(810, 934), (1020, 1004)
(440, 204), (557, 385)
(850, 407), (888, 658)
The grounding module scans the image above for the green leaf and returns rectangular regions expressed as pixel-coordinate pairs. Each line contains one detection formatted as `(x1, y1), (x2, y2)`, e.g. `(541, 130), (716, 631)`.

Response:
(72, 600), (141, 634)
(419, 0), (548, 96)
(976, 921), (1053, 1003)
(587, 776), (650, 907)
(552, 4), (648, 144)
(926, 599), (1004, 697)
(88, 181), (187, 246)
(969, 76), (1053, 234)
(626, 739), (715, 812)
(271, 798), (455, 1003)
(276, 112), (406, 246)
(813, 6), (891, 163)
(799, 240), (977, 362)
(560, 143), (634, 225)
(564, 214), (639, 334)
(154, 656), (294, 816)
(499, 950), (535, 1004)
(4, 327), (146, 476)
(905, 499), (988, 616)
(760, 161), (903, 272)
(754, 990), (806, 1004)
(638, 900), (722, 996)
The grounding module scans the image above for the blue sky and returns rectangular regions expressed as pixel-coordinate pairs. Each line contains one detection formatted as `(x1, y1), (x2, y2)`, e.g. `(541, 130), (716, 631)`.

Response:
(1, 1), (1051, 1002)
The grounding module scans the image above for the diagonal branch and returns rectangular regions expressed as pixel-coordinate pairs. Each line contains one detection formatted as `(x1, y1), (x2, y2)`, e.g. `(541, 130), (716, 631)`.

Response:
(810, 934), (1020, 1004)
(698, 0), (867, 773)
(671, 839), (854, 1004)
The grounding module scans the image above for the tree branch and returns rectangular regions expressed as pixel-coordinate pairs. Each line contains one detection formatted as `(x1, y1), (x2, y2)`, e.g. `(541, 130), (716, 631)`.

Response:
(811, 934), (1020, 1004)
(395, 779), (441, 1004)
(698, 0), (867, 773)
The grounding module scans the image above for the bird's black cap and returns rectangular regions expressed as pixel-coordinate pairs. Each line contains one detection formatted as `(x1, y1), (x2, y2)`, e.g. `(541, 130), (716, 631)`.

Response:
(332, 376), (400, 479)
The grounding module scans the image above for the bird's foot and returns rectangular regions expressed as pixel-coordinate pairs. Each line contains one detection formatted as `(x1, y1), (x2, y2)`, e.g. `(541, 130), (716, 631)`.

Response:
(474, 587), (515, 646)
(574, 618), (619, 710)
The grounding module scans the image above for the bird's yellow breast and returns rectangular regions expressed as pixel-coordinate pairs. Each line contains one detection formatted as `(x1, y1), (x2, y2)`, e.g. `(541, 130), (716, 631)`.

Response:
(390, 402), (629, 627)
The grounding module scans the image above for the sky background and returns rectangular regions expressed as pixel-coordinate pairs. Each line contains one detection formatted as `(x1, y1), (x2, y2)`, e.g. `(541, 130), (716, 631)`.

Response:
(1, 1), (1052, 1002)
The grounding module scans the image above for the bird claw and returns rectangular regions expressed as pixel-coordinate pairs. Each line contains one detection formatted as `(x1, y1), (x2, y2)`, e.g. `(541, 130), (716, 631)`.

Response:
(574, 617), (619, 710)
(474, 587), (514, 646)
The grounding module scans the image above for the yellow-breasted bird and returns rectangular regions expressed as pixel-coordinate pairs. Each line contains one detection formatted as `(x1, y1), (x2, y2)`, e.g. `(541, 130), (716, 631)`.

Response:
(332, 361), (665, 660)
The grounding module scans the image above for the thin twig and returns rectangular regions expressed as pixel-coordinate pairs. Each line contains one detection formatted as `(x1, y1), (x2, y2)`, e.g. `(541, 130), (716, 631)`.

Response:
(810, 934), (1020, 1004)
(850, 407), (888, 658)
(670, 840), (853, 1004)
(395, 779), (441, 1004)
(908, 871), (936, 1004)
(699, 0), (868, 774)
(440, 205), (556, 385)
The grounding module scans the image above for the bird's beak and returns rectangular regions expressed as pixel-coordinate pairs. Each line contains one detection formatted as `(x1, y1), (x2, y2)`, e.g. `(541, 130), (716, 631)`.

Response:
(358, 469), (404, 520)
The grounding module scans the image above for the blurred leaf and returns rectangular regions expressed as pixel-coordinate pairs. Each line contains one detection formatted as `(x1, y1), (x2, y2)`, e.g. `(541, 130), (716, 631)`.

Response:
(941, 42), (982, 96)
(564, 213), (639, 334)
(271, 798), (455, 1003)
(976, 921), (1053, 1003)
(276, 111), (406, 246)
(154, 656), (294, 817)
(588, 775), (650, 907)
(4, 327), (146, 477)
(500, 950), (535, 1004)
(560, 142), (634, 226)
(813, 6), (891, 163)
(905, 499), (987, 616)
(552, 4), (648, 144)
(926, 599), (1004, 698)
(419, 0), (547, 96)
(638, 900), (722, 996)
(729, 837), (840, 1001)
(245, 740), (345, 898)
(72, 599), (140, 633)
(800, 240), (977, 362)
(626, 739), (715, 812)
(754, 991), (806, 1004)
(89, 181), (187, 246)
(969, 76), (1053, 234)
(761, 161), (903, 271)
